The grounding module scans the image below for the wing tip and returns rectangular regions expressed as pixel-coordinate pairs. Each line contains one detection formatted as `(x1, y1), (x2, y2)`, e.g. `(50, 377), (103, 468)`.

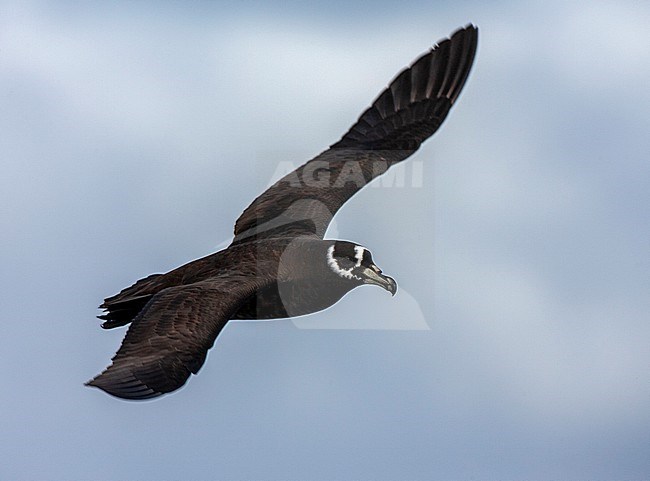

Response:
(85, 370), (163, 401)
(331, 23), (478, 151)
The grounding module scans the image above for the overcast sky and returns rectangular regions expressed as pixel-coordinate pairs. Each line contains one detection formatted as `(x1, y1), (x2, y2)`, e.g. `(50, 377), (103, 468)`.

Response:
(1, 1), (649, 480)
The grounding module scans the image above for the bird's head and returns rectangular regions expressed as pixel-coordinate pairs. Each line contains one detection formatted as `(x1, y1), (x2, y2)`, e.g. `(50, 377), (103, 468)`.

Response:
(325, 241), (397, 296)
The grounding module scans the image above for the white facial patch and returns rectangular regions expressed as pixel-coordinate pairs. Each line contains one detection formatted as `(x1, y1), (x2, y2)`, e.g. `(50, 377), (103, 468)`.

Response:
(326, 245), (362, 280)
(354, 245), (365, 266)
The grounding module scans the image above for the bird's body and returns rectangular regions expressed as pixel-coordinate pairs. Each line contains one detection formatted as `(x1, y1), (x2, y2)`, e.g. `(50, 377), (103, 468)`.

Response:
(88, 25), (478, 400)
(100, 237), (364, 324)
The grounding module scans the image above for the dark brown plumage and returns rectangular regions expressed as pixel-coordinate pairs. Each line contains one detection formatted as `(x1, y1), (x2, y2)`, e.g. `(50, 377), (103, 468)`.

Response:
(87, 25), (478, 400)
(232, 25), (477, 243)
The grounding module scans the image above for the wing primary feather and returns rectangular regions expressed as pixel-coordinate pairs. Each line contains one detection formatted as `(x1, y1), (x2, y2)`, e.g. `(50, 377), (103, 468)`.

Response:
(449, 26), (478, 103)
(409, 51), (432, 103)
(390, 68), (412, 112)
(425, 39), (449, 99)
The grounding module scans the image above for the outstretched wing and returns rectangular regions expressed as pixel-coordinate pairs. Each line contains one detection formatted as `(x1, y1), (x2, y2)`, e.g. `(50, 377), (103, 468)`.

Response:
(232, 24), (477, 244)
(86, 277), (269, 400)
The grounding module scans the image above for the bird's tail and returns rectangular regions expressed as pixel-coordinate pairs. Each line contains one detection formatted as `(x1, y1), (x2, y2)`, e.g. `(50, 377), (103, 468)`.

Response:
(98, 273), (163, 329)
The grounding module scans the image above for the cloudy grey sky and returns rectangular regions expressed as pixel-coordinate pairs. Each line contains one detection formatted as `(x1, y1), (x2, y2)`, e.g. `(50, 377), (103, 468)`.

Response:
(1, 1), (649, 480)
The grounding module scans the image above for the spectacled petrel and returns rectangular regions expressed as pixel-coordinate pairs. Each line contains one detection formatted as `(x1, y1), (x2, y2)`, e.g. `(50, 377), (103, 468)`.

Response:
(87, 24), (478, 400)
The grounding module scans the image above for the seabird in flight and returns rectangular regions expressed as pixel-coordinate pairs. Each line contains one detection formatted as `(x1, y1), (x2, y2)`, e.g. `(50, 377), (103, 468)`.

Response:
(87, 24), (478, 400)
